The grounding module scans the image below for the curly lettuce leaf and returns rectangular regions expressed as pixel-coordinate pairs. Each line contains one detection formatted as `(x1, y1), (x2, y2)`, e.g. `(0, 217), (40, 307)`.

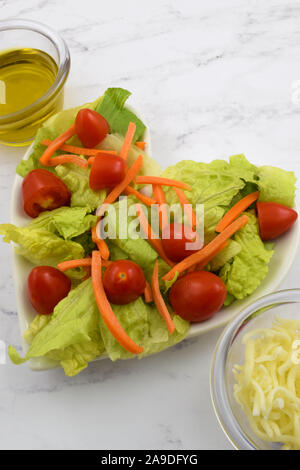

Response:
(219, 213), (273, 299)
(257, 165), (296, 207)
(9, 279), (105, 376)
(95, 88), (146, 143)
(0, 224), (84, 266)
(28, 206), (97, 240)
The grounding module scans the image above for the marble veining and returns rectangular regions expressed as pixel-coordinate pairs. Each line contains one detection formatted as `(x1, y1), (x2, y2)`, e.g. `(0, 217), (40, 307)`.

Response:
(0, 0), (300, 450)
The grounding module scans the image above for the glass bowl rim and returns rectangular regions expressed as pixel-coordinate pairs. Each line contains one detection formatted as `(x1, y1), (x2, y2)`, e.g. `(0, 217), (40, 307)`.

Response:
(210, 288), (300, 450)
(0, 18), (70, 123)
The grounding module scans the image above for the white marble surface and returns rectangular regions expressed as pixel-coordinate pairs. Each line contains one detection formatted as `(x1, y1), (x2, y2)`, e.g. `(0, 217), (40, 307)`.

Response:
(0, 0), (300, 450)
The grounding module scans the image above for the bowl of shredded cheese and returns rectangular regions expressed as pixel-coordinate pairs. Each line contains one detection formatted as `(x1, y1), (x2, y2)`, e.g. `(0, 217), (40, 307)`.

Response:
(211, 289), (300, 450)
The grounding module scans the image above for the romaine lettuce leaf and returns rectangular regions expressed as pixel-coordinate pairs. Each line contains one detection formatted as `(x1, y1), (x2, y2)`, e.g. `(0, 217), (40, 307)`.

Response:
(0, 224), (84, 266)
(162, 159), (245, 238)
(257, 165), (296, 207)
(103, 197), (158, 272)
(28, 206), (97, 240)
(219, 213), (273, 299)
(9, 279), (105, 376)
(208, 239), (241, 272)
(98, 296), (189, 361)
(55, 164), (106, 211)
(95, 88), (146, 143)
(9, 279), (189, 374)
(98, 133), (161, 176)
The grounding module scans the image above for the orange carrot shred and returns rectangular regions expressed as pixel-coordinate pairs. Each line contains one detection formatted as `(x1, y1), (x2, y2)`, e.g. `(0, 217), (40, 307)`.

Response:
(92, 225), (110, 261)
(40, 124), (76, 165)
(136, 141), (146, 150)
(92, 251), (143, 354)
(46, 154), (88, 169)
(163, 215), (249, 281)
(42, 140), (117, 156)
(120, 122), (136, 160)
(136, 176), (191, 191)
(151, 260), (175, 334)
(96, 155), (143, 218)
(144, 281), (153, 303)
(153, 184), (168, 230)
(215, 191), (260, 232)
(195, 241), (228, 271)
(57, 258), (92, 271)
(124, 186), (156, 206)
(173, 187), (197, 228)
(136, 203), (175, 267)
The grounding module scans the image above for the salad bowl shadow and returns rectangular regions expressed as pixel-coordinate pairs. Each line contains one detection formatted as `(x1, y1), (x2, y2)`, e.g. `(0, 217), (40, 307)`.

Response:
(10, 111), (300, 371)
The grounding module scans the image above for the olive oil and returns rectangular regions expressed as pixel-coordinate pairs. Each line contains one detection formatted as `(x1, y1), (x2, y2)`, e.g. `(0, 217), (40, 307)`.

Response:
(0, 47), (66, 146)
(0, 48), (58, 115)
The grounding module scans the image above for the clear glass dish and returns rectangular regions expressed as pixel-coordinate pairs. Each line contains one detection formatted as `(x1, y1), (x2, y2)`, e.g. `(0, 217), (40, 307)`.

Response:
(0, 19), (70, 146)
(210, 289), (300, 450)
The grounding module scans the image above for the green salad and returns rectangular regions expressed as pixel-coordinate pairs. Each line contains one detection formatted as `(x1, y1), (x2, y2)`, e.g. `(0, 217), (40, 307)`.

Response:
(0, 87), (297, 377)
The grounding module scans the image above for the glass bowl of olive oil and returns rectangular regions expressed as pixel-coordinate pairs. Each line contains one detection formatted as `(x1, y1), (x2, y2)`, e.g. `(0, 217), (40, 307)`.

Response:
(0, 19), (70, 146)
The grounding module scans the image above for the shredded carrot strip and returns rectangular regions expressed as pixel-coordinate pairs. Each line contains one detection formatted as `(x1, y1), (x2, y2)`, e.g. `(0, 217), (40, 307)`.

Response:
(92, 225), (110, 261)
(57, 258), (111, 271)
(96, 155), (143, 218)
(46, 154), (88, 169)
(125, 186), (156, 206)
(151, 260), (175, 334)
(215, 191), (260, 232)
(136, 203), (174, 267)
(195, 241), (228, 271)
(144, 281), (153, 303)
(173, 187), (197, 228)
(83, 266), (91, 280)
(57, 258), (92, 271)
(136, 176), (191, 191)
(163, 215), (249, 281)
(153, 184), (168, 230)
(87, 156), (95, 165)
(42, 139), (117, 156)
(40, 124), (76, 165)
(120, 122), (136, 160)
(92, 251), (143, 354)
(136, 141), (146, 150)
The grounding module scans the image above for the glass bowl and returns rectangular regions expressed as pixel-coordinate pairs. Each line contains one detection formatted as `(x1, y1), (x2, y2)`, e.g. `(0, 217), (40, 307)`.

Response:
(0, 19), (70, 146)
(210, 289), (300, 450)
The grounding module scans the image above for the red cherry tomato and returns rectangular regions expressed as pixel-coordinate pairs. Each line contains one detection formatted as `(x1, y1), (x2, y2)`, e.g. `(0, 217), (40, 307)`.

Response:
(161, 223), (202, 262)
(22, 169), (71, 218)
(169, 271), (227, 322)
(27, 266), (71, 315)
(103, 260), (146, 305)
(89, 154), (127, 191)
(75, 109), (109, 148)
(257, 201), (298, 241)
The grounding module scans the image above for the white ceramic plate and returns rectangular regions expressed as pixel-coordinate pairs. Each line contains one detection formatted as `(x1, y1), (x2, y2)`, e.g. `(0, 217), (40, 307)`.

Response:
(10, 119), (300, 370)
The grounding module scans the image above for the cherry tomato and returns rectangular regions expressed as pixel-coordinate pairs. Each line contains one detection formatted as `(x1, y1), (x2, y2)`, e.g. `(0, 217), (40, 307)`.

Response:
(103, 260), (146, 305)
(22, 169), (71, 218)
(27, 266), (71, 315)
(75, 109), (109, 148)
(89, 154), (127, 190)
(161, 223), (202, 262)
(257, 201), (298, 241)
(169, 271), (227, 322)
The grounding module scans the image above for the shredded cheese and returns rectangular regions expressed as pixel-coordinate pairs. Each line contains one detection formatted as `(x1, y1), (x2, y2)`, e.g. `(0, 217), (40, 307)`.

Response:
(233, 317), (300, 450)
